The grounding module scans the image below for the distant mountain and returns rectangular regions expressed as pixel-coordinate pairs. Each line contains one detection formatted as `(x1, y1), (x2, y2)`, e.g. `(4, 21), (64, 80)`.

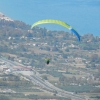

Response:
(0, 11), (100, 53)
(0, 12), (13, 21)
(0, 12), (31, 30)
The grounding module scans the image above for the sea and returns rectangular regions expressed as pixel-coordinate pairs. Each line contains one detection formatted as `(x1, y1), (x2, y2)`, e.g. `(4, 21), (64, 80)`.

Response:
(0, 0), (100, 36)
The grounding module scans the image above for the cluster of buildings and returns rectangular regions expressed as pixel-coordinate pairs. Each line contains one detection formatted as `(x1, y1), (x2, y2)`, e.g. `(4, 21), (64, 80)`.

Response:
(0, 12), (13, 21)
(0, 88), (16, 93)
(0, 61), (32, 74)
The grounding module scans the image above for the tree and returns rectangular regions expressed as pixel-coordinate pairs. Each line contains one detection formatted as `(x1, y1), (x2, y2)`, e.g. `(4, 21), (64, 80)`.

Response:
(0, 95), (10, 100)
(86, 64), (90, 68)
(90, 54), (98, 62)
(52, 47), (58, 51)
(59, 75), (66, 82)
(62, 53), (68, 58)
(65, 48), (69, 52)
(72, 76), (76, 83)
(45, 46), (50, 51)
(42, 75), (48, 80)
(27, 94), (38, 99)
(90, 62), (96, 68)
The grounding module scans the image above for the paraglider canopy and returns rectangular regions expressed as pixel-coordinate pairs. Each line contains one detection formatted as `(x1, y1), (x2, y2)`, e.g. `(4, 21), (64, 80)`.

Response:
(31, 19), (80, 41)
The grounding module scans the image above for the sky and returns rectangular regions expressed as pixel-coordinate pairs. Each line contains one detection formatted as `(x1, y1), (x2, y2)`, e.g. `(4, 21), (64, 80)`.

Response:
(0, 0), (100, 36)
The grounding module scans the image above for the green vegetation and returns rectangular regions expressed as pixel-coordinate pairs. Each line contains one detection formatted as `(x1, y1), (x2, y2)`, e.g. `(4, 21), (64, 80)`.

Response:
(59, 85), (99, 93)
(0, 95), (10, 100)
(0, 18), (100, 99)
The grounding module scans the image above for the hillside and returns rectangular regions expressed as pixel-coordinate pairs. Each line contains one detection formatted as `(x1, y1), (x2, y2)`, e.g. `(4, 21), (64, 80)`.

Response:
(0, 12), (100, 100)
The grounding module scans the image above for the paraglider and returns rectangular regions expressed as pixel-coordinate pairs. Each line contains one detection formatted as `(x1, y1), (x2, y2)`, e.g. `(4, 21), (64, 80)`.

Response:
(31, 19), (80, 41)
(31, 19), (81, 65)
(45, 58), (51, 65)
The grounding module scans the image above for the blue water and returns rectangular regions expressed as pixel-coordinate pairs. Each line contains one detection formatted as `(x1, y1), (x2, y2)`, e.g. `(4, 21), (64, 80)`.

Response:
(0, 0), (100, 36)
